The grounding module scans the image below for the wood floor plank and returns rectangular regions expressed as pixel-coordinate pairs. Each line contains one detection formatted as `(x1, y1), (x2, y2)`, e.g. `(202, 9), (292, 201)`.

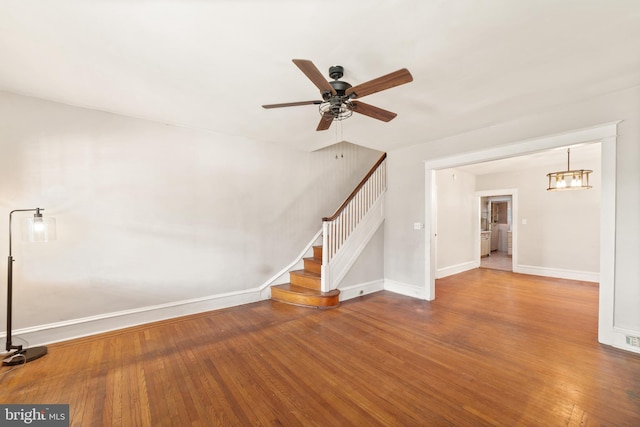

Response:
(1, 268), (639, 426)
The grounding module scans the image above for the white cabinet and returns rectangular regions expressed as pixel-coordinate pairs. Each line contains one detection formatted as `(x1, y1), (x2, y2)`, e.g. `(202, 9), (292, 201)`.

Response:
(481, 231), (491, 257)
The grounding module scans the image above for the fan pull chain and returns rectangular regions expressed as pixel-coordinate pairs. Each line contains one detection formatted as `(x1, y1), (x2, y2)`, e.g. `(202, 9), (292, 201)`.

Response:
(334, 121), (344, 159)
(335, 119), (343, 143)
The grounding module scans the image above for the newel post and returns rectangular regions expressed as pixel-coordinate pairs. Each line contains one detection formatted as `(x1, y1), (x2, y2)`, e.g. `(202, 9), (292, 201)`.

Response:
(321, 221), (330, 292)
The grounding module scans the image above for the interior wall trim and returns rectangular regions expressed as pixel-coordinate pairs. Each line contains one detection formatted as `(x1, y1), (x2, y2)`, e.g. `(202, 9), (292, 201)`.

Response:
(384, 279), (427, 299)
(423, 121), (619, 348)
(514, 264), (599, 283)
(338, 280), (385, 301)
(436, 260), (478, 279)
(3, 277), (390, 348)
(2, 288), (266, 349)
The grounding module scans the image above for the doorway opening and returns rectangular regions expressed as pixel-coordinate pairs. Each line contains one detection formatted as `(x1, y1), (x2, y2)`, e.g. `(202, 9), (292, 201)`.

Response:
(423, 122), (618, 347)
(480, 195), (513, 271)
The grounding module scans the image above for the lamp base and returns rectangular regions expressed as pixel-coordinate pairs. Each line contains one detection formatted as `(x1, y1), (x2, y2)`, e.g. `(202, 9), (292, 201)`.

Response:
(2, 346), (47, 366)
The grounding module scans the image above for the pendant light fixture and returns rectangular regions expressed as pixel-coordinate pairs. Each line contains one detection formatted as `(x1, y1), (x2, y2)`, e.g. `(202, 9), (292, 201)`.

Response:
(546, 148), (593, 191)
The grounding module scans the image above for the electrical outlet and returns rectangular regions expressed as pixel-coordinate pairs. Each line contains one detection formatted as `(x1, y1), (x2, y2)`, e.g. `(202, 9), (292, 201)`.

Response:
(626, 335), (640, 347)
(414, 223), (423, 230)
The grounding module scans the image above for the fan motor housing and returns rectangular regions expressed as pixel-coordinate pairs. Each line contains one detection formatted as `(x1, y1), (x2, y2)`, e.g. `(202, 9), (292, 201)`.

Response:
(329, 80), (352, 94)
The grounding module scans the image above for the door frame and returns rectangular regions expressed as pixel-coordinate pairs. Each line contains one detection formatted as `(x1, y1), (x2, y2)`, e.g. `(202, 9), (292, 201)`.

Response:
(423, 122), (618, 346)
(476, 191), (516, 268)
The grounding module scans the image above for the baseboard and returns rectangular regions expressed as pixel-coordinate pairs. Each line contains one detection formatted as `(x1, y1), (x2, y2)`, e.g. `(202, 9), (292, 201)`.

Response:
(436, 260), (479, 279)
(514, 264), (599, 282)
(338, 280), (385, 301)
(2, 288), (266, 349)
(383, 279), (427, 300)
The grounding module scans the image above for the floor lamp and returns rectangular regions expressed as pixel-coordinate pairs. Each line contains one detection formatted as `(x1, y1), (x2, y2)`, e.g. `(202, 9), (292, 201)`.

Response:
(3, 208), (56, 366)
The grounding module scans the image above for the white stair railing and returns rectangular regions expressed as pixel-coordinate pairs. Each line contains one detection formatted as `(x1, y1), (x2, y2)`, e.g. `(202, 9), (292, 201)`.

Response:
(321, 153), (387, 291)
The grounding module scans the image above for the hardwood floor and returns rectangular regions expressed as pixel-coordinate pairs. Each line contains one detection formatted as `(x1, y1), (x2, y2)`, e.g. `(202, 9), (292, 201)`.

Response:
(2, 269), (639, 426)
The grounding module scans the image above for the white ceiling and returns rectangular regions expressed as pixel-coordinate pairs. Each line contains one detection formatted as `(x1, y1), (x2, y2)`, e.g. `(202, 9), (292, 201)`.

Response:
(1, 0), (639, 154)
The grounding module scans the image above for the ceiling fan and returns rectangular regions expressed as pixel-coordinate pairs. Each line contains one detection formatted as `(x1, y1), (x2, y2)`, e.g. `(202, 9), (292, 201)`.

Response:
(262, 59), (413, 131)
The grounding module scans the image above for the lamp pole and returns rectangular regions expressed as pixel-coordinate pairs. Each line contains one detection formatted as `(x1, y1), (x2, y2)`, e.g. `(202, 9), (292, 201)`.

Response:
(4, 208), (50, 365)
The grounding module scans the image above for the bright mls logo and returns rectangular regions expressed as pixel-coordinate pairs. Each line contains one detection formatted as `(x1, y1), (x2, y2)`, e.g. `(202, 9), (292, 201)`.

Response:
(0, 405), (69, 426)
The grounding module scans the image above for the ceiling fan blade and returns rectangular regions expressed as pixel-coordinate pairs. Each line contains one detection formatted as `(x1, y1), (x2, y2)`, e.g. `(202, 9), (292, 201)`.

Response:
(262, 100), (322, 109)
(346, 68), (413, 99)
(350, 101), (397, 122)
(316, 112), (334, 131)
(292, 59), (337, 96)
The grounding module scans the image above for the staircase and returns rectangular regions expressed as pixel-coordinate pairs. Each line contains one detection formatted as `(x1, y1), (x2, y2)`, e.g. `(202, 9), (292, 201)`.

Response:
(269, 152), (386, 309)
(270, 245), (340, 308)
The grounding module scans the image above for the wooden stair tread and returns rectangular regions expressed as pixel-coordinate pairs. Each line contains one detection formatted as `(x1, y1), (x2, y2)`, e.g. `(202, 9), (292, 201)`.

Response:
(271, 283), (340, 308)
(270, 244), (338, 308)
(271, 283), (339, 296)
(290, 269), (320, 279)
(289, 269), (321, 290)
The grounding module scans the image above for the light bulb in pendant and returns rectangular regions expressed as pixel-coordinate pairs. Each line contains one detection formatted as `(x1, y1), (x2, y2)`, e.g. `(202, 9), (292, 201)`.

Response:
(557, 175), (566, 188)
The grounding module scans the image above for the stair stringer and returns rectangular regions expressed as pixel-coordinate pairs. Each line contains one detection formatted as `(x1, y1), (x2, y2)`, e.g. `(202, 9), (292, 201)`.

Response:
(321, 191), (385, 292)
(259, 229), (323, 299)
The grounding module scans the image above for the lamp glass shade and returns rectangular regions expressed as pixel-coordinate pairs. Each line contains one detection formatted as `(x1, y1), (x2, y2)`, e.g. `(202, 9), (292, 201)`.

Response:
(22, 217), (56, 242)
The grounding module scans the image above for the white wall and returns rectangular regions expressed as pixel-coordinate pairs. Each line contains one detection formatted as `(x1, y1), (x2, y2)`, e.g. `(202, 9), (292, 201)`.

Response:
(0, 91), (382, 337)
(385, 86), (640, 353)
(476, 161), (600, 277)
(338, 225), (384, 290)
(435, 168), (477, 276)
